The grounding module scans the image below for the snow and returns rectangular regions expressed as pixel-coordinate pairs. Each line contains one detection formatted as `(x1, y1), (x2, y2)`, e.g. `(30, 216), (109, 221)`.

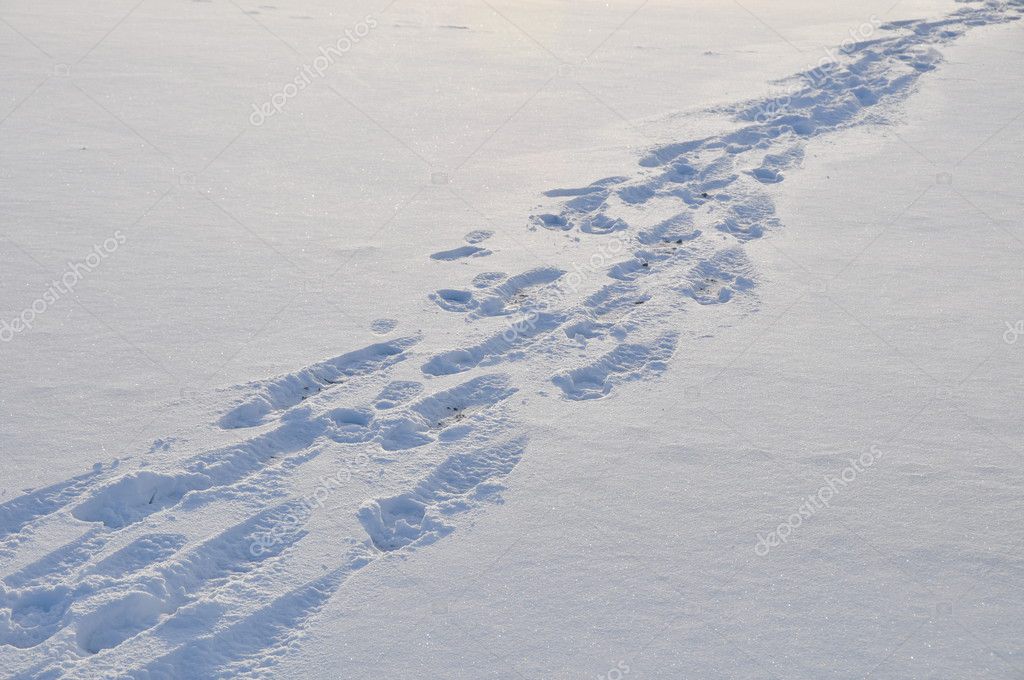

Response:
(1, 0), (1023, 677)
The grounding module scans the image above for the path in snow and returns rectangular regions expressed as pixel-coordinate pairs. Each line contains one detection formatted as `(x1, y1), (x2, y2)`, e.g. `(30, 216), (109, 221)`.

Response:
(1, 2), (1021, 677)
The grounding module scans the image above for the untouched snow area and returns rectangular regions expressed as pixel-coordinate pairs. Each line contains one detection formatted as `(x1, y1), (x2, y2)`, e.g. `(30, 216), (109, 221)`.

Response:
(1, 0), (1023, 678)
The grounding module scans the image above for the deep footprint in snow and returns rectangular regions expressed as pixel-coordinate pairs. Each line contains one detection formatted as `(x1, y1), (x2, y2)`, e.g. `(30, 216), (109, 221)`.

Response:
(430, 245), (491, 261)
(429, 230), (495, 261)
(359, 436), (526, 551)
(429, 288), (478, 313)
(552, 333), (679, 400)
(128, 544), (374, 679)
(429, 267), (564, 318)
(73, 501), (310, 654)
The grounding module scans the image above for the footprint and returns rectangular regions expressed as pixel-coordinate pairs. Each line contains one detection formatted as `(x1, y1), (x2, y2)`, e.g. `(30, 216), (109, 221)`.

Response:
(584, 281), (651, 320)
(430, 267), (563, 318)
(636, 214), (701, 247)
(376, 374), (517, 451)
(0, 467), (105, 544)
(532, 177), (632, 233)
(422, 312), (565, 376)
(747, 145), (804, 184)
(552, 333), (678, 400)
(471, 271), (507, 288)
(463, 229), (493, 244)
(74, 501), (310, 654)
(677, 250), (755, 305)
(85, 534), (188, 580)
(72, 415), (328, 529)
(359, 436), (526, 551)
(0, 584), (73, 649)
(717, 193), (779, 241)
(373, 381), (424, 409)
(128, 545), (373, 679)
(370, 318), (398, 335)
(430, 245), (491, 261)
(2, 530), (108, 589)
(429, 288), (478, 313)
(473, 267), (565, 317)
(542, 176), (628, 197)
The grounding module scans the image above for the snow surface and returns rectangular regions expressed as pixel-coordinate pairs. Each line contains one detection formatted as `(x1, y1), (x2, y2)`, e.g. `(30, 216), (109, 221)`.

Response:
(1, 0), (1023, 678)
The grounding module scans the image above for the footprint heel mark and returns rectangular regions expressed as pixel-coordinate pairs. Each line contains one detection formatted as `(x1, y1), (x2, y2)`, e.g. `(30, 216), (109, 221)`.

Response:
(370, 317), (398, 335)
(717, 193), (779, 241)
(75, 591), (165, 655)
(552, 333), (678, 400)
(463, 229), (494, 244)
(0, 582), (73, 649)
(471, 271), (507, 288)
(429, 288), (478, 313)
(219, 335), (421, 428)
(359, 436), (526, 551)
(71, 470), (212, 529)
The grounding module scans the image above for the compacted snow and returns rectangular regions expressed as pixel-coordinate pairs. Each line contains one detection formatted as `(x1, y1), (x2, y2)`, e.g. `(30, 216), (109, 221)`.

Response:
(1, 0), (1022, 678)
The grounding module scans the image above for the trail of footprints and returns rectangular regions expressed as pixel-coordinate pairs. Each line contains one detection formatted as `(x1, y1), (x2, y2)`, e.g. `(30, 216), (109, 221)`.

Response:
(2, 5), (1021, 676)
